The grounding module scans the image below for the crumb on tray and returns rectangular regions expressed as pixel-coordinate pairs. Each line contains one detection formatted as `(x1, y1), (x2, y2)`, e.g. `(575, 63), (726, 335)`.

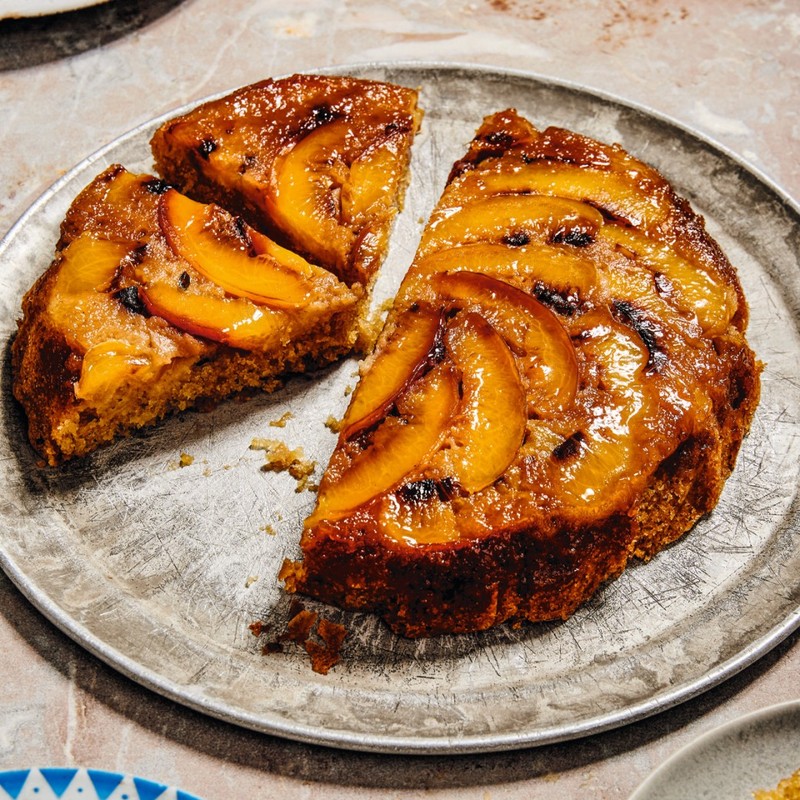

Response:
(324, 415), (343, 433)
(250, 599), (347, 675)
(754, 769), (800, 800)
(250, 438), (317, 492)
(269, 411), (294, 428)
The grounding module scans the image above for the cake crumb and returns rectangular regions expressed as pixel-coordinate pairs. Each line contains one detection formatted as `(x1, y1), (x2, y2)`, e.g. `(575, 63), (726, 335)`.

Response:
(306, 617), (348, 675)
(357, 302), (392, 352)
(251, 600), (348, 675)
(250, 438), (317, 492)
(344, 384), (354, 396)
(269, 411), (294, 428)
(168, 452), (195, 470)
(325, 415), (343, 433)
(244, 575), (259, 588)
(262, 524), (277, 536)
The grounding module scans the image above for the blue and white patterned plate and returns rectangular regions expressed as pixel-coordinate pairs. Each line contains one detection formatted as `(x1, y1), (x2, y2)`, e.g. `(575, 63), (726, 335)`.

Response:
(0, 769), (203, 800)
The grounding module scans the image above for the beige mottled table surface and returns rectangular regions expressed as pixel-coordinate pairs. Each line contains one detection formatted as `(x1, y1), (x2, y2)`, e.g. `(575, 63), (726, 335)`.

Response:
(1, 1), (799, 797)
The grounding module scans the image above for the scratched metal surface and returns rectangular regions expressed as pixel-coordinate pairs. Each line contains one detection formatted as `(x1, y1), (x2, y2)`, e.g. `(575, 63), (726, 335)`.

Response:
(0, 64), (798, 754)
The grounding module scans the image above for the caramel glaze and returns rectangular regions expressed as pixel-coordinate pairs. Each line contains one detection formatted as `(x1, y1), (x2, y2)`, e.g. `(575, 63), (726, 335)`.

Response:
(284, 109), (761, 638)
(151, 74), (422, 288)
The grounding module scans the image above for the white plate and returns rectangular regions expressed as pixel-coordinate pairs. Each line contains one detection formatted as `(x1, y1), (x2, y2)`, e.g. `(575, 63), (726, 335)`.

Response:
(0, 63), (799, 755)
(0, 0), (108, 19)
(630, 701), (800, 800)
(0, 768), (201, 800)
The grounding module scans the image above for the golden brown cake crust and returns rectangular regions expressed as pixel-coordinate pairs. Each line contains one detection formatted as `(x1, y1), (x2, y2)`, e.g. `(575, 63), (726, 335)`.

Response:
(285, 109), (762, 638)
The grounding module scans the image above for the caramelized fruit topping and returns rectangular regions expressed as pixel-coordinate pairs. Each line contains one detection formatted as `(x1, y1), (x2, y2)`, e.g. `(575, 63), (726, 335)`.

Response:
(309, 365), (460, 523)
(158, 189), (337, 309)
(340, 306), (445, 439)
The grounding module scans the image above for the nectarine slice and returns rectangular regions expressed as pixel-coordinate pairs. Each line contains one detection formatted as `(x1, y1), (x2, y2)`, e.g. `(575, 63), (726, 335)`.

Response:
(421, 194), (603, 254)
(308, 364), (460, 523)
(432, 271), (578, 414)
(378, 488), (460, 546)
(434, 311), (527, 494)
(159, 190), (336, 309)
(551, 313), (653, 510)
(266, 120), (358, 277)
(48, 235), (134, 351)
(342, 129), (408, 224)
(599, 224), (738, 334)
(410, 242), (598, 314)
(139, 282), (285, 349)
(451, 161), (671, 230)
(340, 306), (444, 440)
(74, 339), (152, 401)
(53, 235), (129, 296)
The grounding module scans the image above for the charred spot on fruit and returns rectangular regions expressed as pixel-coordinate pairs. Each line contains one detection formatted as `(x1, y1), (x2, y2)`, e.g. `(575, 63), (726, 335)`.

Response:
(552, 431), (584, 462)
(197, 138), (218, 160)
(232, 216), (257, 254)
(399, 478), (438, 504)
(552, 229), (594, 247)
(399, 477), (459, 504)
(178, 271), (191, 290)
(472, 148), (509, 168)
(143, 178), (171, 195)
(123, 244), (148, 267)
(653, 271), (674, 297)
(533, 281), (579, 316)
(101, 165), (127, 183)
(115, 286), (149, 316)
(483, 130), (514, 149)
(312, 103), (336, 125)
(520, 153), (546, 165)
(429, 335), (447, 364)
(612, 299), (668, 372)
(503, 231), (531, 247)
(385, 119), (411, 135)
(238, 153), (256, 175)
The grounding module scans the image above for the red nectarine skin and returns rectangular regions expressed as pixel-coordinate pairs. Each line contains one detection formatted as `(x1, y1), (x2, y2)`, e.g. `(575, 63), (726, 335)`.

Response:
(340, 306), (445, 440)
(158, 190), (344, 310)
(139, 282), (286, 349)
(309, 364), (460, 523)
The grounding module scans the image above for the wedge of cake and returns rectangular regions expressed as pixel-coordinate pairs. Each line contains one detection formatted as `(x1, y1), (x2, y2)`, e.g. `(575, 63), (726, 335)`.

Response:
(12, 166), (361, 465)
(281, 109), (761, 638)
(151, 73), (422, 288)
(13, 75), (421, 466)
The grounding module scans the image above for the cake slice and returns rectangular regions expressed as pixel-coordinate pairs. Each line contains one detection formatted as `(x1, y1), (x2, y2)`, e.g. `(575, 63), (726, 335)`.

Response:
(151, 73), (422, 288)
(11, 166), (361, 465)
(13, 75), (421, 466)
(281, 109), (761, 638)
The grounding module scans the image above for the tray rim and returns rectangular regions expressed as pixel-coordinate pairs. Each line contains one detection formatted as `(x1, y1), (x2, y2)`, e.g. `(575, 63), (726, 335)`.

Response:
(0, 60), (798, 756)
